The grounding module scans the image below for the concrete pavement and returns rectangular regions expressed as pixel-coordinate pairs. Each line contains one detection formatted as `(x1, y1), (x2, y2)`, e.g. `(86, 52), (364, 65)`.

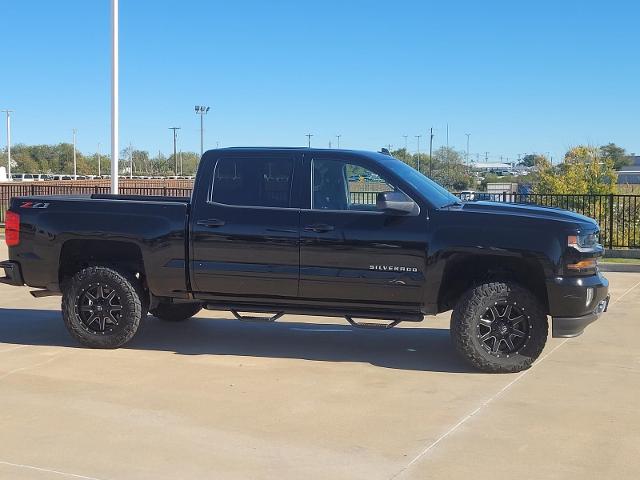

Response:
(1, 242), (639, 479)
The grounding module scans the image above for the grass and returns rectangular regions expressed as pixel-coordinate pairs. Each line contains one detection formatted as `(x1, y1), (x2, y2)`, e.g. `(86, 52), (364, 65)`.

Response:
(601, 257), (640, 264)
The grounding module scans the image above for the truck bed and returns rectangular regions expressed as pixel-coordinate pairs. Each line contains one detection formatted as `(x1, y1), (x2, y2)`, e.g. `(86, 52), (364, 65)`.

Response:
(8, 194), (190, 297)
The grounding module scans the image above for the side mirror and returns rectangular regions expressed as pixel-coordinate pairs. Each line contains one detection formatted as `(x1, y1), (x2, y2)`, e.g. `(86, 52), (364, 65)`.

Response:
(376, 191), (417, 215)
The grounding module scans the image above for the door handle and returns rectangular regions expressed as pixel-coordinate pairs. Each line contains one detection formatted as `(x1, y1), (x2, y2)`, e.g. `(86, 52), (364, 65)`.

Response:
(304, 223), (335, 233)
(197, 218), (226, 228)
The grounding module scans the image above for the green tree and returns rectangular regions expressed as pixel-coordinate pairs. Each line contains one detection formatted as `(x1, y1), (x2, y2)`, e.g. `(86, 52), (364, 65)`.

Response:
(534, 146), (616, 195)
(599, 143), (630, 170)
(519, 154), (545, 167)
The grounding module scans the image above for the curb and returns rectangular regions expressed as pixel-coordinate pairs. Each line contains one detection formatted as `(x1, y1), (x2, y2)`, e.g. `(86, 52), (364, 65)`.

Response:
(599, 263), (640, 273)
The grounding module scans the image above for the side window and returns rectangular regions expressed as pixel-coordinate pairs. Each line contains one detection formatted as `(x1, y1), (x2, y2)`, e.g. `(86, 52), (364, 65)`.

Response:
(212, 157), (294, 208)
(312, 159), (395, 211)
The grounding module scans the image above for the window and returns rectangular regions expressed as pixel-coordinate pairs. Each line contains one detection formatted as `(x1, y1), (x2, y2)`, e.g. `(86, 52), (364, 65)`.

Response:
(212, 157), (294, 208)
(312, 159), (396, 211)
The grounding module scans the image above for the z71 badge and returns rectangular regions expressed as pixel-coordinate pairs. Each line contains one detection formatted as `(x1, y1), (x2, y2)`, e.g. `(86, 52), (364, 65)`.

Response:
(20, 201), (50, 209)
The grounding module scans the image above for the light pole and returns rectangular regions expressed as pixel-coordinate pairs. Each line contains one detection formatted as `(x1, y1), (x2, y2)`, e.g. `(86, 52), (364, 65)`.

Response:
(306, 133), (313, 148)
(129, 142), (133, 179)
(415, 135), (422, 172)
(336, 134), (341, 149)
(169, 127), (180, 175)
(402, 135), (408, 151)
(465, 133), (471, 165)
(97, 142), (101, 176)
(1, 110), (12, 180)
(195, 105), (210, 158)
(72, 129), (77, 179)
(111, 0), (119, 192)
(429, 127), (434, 177)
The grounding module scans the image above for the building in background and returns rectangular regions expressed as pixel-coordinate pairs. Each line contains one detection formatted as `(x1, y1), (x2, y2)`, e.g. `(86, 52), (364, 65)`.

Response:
(617, 155), (640, 185)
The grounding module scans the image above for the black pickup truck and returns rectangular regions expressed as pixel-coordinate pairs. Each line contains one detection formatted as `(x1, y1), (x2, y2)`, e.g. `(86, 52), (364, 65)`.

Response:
(1, 148), (609, 372)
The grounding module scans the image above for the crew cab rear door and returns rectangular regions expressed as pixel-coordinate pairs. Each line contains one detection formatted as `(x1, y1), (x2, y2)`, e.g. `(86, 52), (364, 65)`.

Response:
(299, 152), (428, 306)
(190, 151), (301, 298)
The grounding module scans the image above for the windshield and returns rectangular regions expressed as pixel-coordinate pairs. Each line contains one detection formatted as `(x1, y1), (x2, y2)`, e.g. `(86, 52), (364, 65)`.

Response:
(384, 158), (461, 208)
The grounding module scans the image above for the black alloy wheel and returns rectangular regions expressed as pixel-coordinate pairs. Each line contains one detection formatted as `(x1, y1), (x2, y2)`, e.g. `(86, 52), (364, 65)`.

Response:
(76, 283), (124, 335)
(477, 302), (531, 356)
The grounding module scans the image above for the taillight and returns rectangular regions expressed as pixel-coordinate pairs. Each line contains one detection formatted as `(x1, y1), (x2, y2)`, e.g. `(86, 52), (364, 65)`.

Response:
(5, 211), (20, 247)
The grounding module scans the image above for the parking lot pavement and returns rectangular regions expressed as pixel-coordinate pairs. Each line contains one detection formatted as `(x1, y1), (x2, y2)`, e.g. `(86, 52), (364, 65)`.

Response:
(1, 244), (639, 479)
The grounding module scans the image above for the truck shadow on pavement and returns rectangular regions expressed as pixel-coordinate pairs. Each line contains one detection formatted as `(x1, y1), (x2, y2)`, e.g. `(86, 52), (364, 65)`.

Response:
(0, 308), (476, 373)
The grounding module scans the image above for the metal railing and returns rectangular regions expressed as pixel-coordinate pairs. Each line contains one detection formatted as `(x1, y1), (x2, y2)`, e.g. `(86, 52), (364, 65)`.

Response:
(2, 183), (639, 249)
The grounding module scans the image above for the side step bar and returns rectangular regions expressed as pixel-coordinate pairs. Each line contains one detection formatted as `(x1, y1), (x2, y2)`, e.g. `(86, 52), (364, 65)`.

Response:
(345, 316), (401, 330)
(223, 308), (404, 329)
(231, 310), (284, 323)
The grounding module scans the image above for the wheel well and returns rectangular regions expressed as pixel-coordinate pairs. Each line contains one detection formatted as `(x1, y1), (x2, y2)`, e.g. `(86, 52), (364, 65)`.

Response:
(438, 254), (549, 313)
(59, 240), (147, 289)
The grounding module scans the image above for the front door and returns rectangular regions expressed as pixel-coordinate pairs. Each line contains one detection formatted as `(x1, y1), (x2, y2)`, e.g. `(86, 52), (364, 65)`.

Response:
(299, 154), (429, 307)
(190, 152), (301, 299)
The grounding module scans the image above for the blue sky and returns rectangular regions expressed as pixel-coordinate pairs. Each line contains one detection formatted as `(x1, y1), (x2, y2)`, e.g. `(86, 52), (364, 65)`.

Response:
(2, 0), (639, 162)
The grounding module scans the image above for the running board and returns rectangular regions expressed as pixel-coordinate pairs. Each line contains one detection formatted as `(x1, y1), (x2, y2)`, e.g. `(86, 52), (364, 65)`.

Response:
(345, 316), (401, 330)
(231, 310), (284, 323)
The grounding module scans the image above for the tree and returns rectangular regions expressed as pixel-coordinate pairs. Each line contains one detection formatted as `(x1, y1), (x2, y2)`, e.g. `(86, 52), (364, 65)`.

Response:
(519, 154), (545, 167)
(534, 146), (617, 195)
(599, 143), (630, 170)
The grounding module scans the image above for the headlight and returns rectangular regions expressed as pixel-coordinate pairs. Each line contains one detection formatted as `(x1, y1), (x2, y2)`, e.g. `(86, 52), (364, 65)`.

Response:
(568, 232), (599, 249)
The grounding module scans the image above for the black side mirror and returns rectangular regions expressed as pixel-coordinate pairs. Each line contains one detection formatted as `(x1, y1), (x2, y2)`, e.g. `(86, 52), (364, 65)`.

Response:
(376, 191), (417, 215)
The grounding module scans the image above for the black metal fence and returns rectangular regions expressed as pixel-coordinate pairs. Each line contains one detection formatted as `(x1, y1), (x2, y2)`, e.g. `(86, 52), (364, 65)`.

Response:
(2, 183), (639, 249)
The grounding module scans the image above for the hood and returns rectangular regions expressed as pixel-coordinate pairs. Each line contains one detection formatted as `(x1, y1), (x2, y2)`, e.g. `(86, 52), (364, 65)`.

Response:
(458, 201), (599, 230)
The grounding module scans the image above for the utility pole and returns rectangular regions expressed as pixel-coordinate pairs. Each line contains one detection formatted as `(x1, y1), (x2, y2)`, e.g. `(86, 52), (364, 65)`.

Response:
(111, 0), (119, 192)
(97, 142), (101, 176)
(415, 135), (422, 172)
(306, 133), (313, 148)
(169, 127), (180, 174)
(446, 123), (449, 150)
(1, 110), (12, 179)
(465, 133), (471, 164)
(429, 127), (434, 177)
(194, 105), (210, 158)
(72, 129), (77, 179)
(336, 134), (341, 149)
(129, 142), (133, 178)
(179, 150), (183, 175)
(484, 152), (489, 162)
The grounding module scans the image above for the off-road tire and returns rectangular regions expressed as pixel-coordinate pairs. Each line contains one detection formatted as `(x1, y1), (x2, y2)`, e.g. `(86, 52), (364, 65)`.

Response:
(150, 303), (202, 322)
(451, 281), (548, 373)
(62, 266), (145, 348)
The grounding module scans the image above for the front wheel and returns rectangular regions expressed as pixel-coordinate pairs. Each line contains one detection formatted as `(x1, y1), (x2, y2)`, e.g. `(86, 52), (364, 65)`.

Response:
(62, 266), (145, 348)
(451, 281), (548, 373)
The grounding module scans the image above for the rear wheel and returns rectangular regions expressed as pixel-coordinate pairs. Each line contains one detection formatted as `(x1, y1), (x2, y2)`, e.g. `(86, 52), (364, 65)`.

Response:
(62, 266), (145, 348)
(150, 303), (202, 322)
(450, 281), (548, 373)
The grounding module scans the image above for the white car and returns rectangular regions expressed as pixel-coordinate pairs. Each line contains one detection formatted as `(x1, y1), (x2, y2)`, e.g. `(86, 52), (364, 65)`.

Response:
(12, 174), (36, 182)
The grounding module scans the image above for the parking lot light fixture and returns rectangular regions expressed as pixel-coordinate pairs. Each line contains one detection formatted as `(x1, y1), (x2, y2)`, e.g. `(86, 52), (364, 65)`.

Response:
(1, 110), (12, 179)
(195, 106), (210, 158)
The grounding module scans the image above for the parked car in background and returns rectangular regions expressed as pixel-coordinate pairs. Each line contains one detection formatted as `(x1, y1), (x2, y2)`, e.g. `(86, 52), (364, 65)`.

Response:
(12, 174), (35, 182)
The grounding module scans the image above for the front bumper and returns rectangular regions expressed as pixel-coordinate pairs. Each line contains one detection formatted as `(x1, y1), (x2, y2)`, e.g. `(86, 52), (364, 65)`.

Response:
(0, 260), (24, 286)
(547, 271), (609, 338)
(552, 295), (609, 338)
